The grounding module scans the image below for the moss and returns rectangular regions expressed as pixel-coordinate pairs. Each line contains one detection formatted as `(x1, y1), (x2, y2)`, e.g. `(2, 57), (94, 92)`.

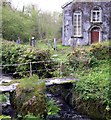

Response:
(71, 92), (111, 120)
(47, 82), (111, 120)
(10, 75), (47, 118)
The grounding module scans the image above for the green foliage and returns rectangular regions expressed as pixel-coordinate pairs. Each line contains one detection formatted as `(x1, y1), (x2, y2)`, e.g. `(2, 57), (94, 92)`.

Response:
(0, 94), (7, 102)
(75, 60), (109, 101)
(2, 4), (62, 42)
(67, 42), (111, 119)
(2, 6), (33, 42)
(90, 43), (110, 60)
(73, 60), (111, 119)
(68, 48), (97, 71)
(2, 41), (54, 78)
(22, 113), (43, 120)
(68, 43), (111, 105)
(68, 42), (110, 72)
(0, 115), (11, 120)
(2, 41), (25, 74)
(10, 75), (47, 118)
(47, 99), (60, 115)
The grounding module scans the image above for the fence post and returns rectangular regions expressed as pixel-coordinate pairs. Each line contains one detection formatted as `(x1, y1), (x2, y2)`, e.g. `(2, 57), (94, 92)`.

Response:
(0, 66), (2, 82)
(60, 61), (63, 77)
(30, 62), (32, 76)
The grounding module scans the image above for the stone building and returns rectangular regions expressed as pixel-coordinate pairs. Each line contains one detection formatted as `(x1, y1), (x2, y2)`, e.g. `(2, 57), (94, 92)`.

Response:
(62, 0), (111, 46)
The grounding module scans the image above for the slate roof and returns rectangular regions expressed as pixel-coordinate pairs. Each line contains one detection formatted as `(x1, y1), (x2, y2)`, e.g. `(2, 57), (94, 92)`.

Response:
(61, 0), (73, 9)
(62, 0), (111, 9)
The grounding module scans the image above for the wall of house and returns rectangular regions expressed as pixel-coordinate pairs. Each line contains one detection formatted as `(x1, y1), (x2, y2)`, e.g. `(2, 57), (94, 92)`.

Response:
(62, 1), (111, 46)
(62, 4), (73, 45)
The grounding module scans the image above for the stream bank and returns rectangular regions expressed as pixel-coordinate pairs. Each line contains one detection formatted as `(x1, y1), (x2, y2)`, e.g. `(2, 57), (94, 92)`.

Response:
(1, 76), (110, 120)
(47, 83), (109, 120)
(46, 92), (91, 120)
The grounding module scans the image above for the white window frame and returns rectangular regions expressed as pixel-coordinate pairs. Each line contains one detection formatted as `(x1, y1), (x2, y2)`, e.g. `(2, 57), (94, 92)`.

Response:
(73, 11), (82, 37)
(91, 7), (102, 23)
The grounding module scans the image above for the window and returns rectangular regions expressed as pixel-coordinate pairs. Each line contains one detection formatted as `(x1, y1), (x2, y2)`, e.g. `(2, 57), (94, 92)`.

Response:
(91, 6), (102, 23)
(73, 11), (82, 37)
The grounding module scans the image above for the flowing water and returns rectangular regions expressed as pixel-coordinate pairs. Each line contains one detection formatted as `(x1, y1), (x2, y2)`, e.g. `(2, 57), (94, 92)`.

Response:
(1, 76), (92, 120)
(2, 92), (92, 120)
(46, 92), (92, 120)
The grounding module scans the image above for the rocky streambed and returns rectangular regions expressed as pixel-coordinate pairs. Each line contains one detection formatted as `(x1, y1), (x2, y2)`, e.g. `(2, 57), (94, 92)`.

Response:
(1, 76), (105, 120)
(46, 92), (92, 120)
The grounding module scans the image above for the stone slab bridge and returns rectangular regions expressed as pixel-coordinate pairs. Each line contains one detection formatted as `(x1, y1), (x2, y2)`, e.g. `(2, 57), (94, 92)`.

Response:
(0, 77), (79, 93)
(45, 78), (79, 86)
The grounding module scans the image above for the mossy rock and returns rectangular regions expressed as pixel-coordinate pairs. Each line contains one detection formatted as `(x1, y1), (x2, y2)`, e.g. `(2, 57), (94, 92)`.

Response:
(10, 75), (47, 118)
(71, 92), (111, 120)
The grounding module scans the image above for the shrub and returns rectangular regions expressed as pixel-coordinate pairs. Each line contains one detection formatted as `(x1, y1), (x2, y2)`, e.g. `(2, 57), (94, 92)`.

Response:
(2, 41), (55, 78)
(90, 43), (110, 60)
(68, 43), (110, 71)
(68, 48), (97, 71)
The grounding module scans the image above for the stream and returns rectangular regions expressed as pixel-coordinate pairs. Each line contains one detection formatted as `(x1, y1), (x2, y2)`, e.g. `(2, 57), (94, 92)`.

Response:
(2, 92), (92, 120)
(46, 92), (92, 120)
(1, 76), (92, 120)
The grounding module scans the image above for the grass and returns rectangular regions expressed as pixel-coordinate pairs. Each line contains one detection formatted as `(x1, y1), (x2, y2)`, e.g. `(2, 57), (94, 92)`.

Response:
(35, 40), (110, 62)
(75, 60), (110, 100)
(35, 40), (73, 62)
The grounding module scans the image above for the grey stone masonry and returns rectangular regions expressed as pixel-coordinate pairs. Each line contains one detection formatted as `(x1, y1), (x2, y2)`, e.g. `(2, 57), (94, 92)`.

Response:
(62, 0), (111, 46)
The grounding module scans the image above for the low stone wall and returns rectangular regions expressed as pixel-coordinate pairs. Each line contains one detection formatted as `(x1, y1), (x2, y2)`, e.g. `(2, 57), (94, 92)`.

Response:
(47, 84), (111, 120)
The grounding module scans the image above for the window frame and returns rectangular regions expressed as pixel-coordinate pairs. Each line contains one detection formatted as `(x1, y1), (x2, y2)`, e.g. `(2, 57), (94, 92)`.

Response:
(73, 11), (82, 37)
(91, 6), (102, 23)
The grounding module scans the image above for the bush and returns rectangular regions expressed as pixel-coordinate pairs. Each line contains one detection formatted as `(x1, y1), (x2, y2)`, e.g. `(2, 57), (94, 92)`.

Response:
(68, 43), (110, 71)
(68, 48), (97, 71)
(2, 41), (55, 78)
(90, 43), (110, 60)
(67, 42), (111, 119)
(2, 41), (25, 74)
(72, 60), (111, 119)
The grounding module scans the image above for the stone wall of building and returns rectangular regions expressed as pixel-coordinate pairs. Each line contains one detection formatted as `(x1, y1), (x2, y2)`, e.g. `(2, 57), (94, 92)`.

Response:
(62, 1), (111, 45)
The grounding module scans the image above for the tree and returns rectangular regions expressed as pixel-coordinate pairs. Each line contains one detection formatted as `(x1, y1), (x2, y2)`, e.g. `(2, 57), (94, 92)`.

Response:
(2, 3), (62, 42)
(2, 5), (34, 42)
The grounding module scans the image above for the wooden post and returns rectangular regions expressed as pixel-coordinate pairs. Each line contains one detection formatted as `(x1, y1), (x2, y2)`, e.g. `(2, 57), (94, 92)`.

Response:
(30, 62), (32, 76)
(0, 66), (2, 82)
(60, 61), (63, 77)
